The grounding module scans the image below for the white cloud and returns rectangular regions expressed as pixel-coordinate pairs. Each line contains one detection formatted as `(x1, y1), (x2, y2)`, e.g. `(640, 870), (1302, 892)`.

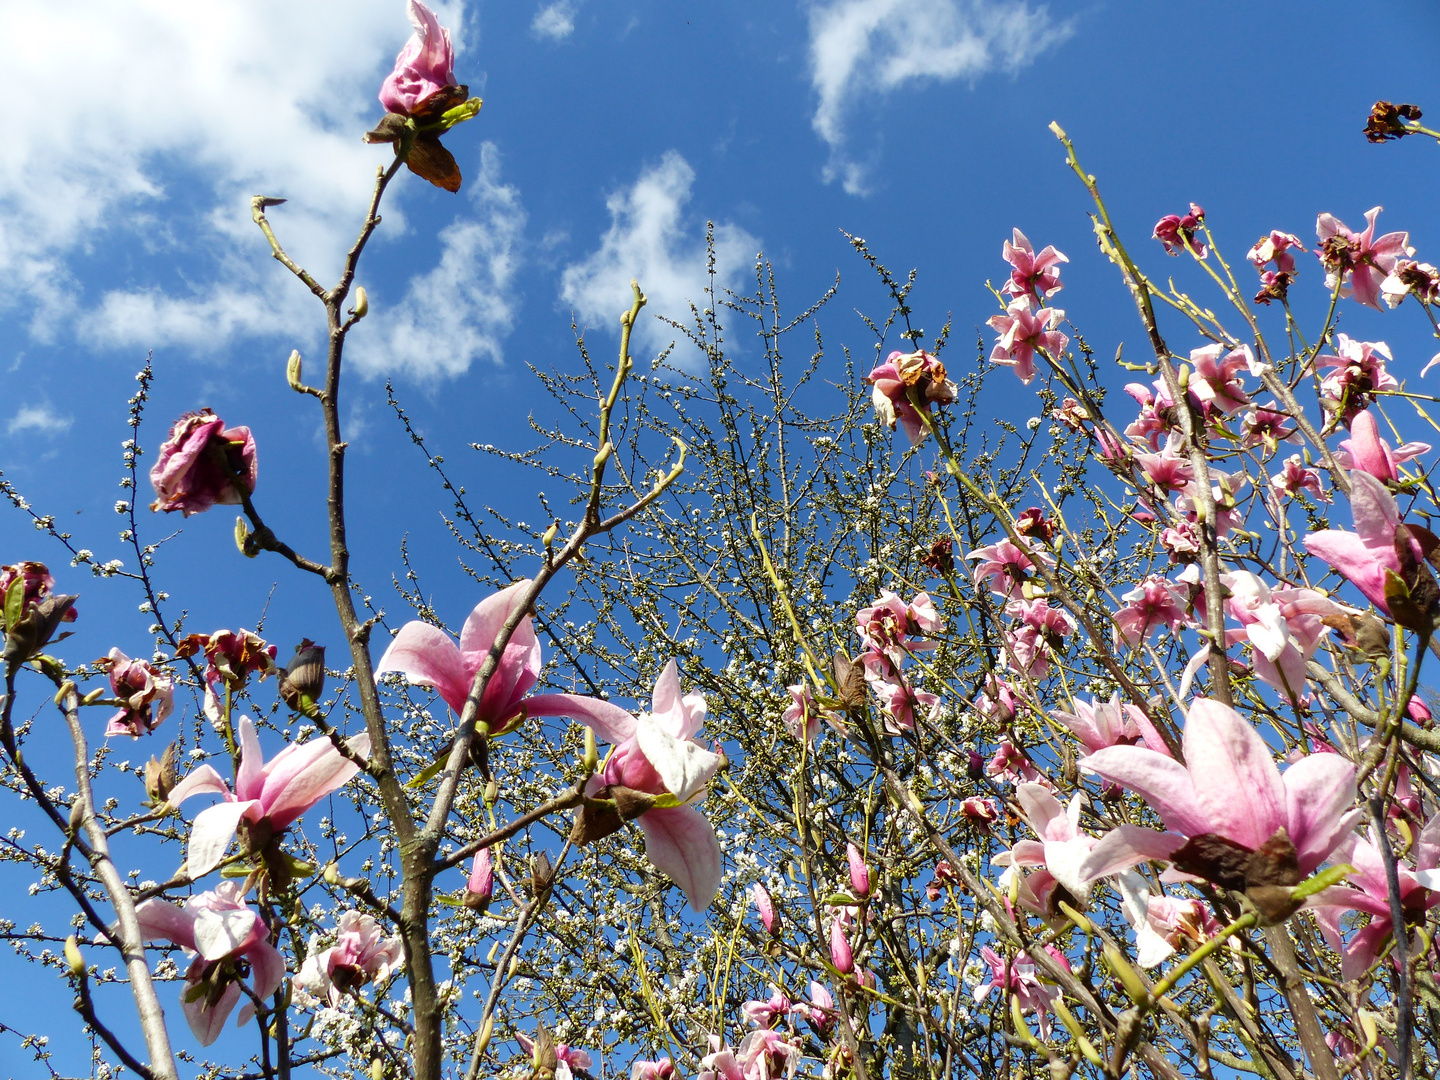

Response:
(0, 1), (470, 358)
(532, 0), (578, 40)
(560, 152), (759, 357)
(808, 0), (1072, 194)
(7, 405), (74, 438)
(350, 142), (526, 380)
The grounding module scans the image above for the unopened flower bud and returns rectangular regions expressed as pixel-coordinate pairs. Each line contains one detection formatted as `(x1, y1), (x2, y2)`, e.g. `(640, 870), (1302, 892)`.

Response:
(464, 848), (494, 912)
(846, 842), (871, 899)
(351, 287), (369, 320)
(829, 920), (854, 974)
(582, 726), (598, 773)
(966, 750), (985, 782)
(531, 851), (553, 901)
(143, 742), (179, 803)
(370, 1058), (384, 1080)
(541, 521), (559, 548)
(1102, 942), (1150, 1005)
(483, 779), (499, 806)
(64, 935), (85, 977)
(323, 862), (341, 886)
(286, 350), (304, 391)
(279, 639), (326, 713)
(753, 882), (778, 936)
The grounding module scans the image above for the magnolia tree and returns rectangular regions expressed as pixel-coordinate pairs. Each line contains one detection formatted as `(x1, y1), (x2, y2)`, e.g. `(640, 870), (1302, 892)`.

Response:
(4, 5), (1440, 1078)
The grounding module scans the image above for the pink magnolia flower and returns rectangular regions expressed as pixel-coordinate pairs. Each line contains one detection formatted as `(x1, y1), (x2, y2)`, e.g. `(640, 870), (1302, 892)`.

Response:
(582, 661), (724, 911)
(699, 1036), (744, 1080)
(1187, 343), (1256, 416)
(1123, 383), (1173, 448)
(1305, 470), (1421, 615)
(1270, 454), (1329, 503)
(98, 648), (173, 738)
(296, 911), (403, 1005)
(966, 537), (1053, 600)
(866, 349), (958, 445)
(864, 670), (938, 733)
(1133, 436), (1194, 494)
(1221, 571), (1354, 698)
(1247, 230), (1306, 274)
(516, 1031), (593, 1080)
(736, 1029), (801, 1080)
(1381, 258), (1440, 308)
(377, 579), (636, 736)
(792, 981), (835, 1033)
(1114, 576), (1192, 646)
(379, 0), (457, 116)
(987, 739), (1044, 787)
(1079, 698), (1360, 889)
(975, 674), (1018, 725)
(632, 1058), (676, 1080)
(753, 882), (778, 936)
(926, 859), (957, 901)
(988, 296), (1068, 385)
(994, 784), (1099, 909)
(961, 796), (1001, 830)
(855, 591), (940, 674)
(781, 681), (827, 744)
(846, 842), (871, 898)
(1316, 336), (1398, 423)
(1316, 207), (1414, 309)
(0, 561), (77, 660)
(1116, 872), (1221, 968)
(1337, 408), (1429, 484)
(1002, 598), (1075, 680)
(973, 947), (1061, 1038)
(1310, 820), (1440, 980)
(0, 561), (60, 615)
(1153, 203), (1206, 257)
(1001, 228), (1068, 300)
(741, 984), (793, 1028)
(149, 410), (256, 517)
(134, 882), (283, 1046)
(1241, 403), (1299, 454)
(1175, 469), (1247, 540)
(1053, 694), (1170, 757)
(168, 715), (372, 878)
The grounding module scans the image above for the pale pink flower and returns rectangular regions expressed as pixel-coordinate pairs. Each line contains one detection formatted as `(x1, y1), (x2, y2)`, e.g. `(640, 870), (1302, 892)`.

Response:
(866, 350), (958, 445)
(737, 1029), (801, 1080)
(1124, 383), (1173, 448)
(377, 579), (636, 736)
(296, 911), (403, 1006)
(1115, 872), (1220, 968)
(378, 0), (457, 116)
(134, 882), (283, 1046)
(753, 882), (778, 936)
(1133, 437), (1193, 493)
(1221, 571), (1354, 698)
(1270, 454), (1329, 503)
(988, 296), (1068, 385)
(741, 985), (793, 1028)
(973, 947), (1061, 1038)
(582, 661), (724, 911)
(975, 674), (1018, 724)
(781, 682), (826, 744)
(1305, 470), (1421, 615)
(167, 714), (371, 878)
(993, 784), (1099, 908)
(1114, 576), (1192, 645)
(1053, 693), (1170, 757)
(1001, 228), (1068, 300)
(1316, 335), (1398, 423)
(1247, 230), (1305, 274)
(1316, 207), (1414, 309)
(1241, 403), (1299, 454)
(1153, 203), (1206, 258)
(699, 1036), (744, 1080)
(965, 537), (1053, 599)
(1079, 698), (1361, 887)
(1002, 598), (1075, 680)
(1160, 518), (1202, 563)
(1381, 258), (1440, 308)
(98, 647), (173, 738)
(631, 1058), (676, 1080)
(1337, 408), (1429, 484)
(987, 740), (1044, 786)
(791, 981), (835, 1033)
(865, 672), (938, 733)
(149, 410), (256, 517)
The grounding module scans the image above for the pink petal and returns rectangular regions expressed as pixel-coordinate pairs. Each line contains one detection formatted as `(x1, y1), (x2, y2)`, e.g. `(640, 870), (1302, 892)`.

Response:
(1082, 746), (1209, 837)
(167, 764), (232, 807)
(183, 966), (240, 1047)
(259, 733), (370, 831)
(245, 939), (286, 1008)
(634, 716), (721, 803)
(235, 715), (264, 802)
(191, 905), (262, 962)
(1182, 698), (1285, 850)
(637, 805), (723, 912)
(1015, 784), (1067, 840)
(1347, 470), (1401, 546)
(525, 693), (636, 744)
(1304, 529), (1391, 611)
(1281, 753), (1358, 873)
(376, 622), (472, 714)
(134, 898), (197, 952)
(1416, 813), (1440, 872)
(458, 580), (533, 660)
(186, 800), (261, 878)
(1077, 826), (1185, 881)
(651, 659), (682, 721)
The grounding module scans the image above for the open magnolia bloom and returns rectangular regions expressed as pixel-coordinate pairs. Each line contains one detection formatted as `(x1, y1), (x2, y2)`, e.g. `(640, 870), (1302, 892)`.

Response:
(168, 715), (371, 878)
(572, 660), (724, 911)
(1078, 699), (1360, 913)
(1305, 469), (1424, 616)
(133, 882), (283, 1046)
(993, 784), (1098, 913)
(376, 579), (635, 737)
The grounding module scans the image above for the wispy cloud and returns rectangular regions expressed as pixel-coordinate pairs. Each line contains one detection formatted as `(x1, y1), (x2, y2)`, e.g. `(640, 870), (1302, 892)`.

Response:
(350, 143), (527, 380)
(7, 404), (74, 438)
(808, 0), (1072, 194)
(532, 0), (579, 41)
(559, 151), (759, 357)
(0, 1), (466, 356)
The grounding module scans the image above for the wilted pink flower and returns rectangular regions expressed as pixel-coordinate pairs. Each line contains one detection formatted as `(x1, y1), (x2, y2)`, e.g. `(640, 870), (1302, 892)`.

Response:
(516, 1031), (593, 1080)
(134, 882), (283, 1046)
(1247, 231), (1306, 274)
(0, 561), (77, 659)
(1380, 258), (1440, 308)
(1114, 576), (1192, 646)
(167, 714), (371, 878)
(379, 0), (457, 116)
(737, 1029), (801, 1080)
(98, 647), (174, 738)
(1053, 693), (1170, 757)
(866, 350), (958, 445)
(1001, 229), (1068, 300)
(1316, 207), (1414, 309)
(855, 591), (940, 674)
(631, 1058), (675, 1080)
(580, 661), (724, 911)
(296, 911), (403, 1006)
(741, 985), (793, 1028)
(1337, 408), (1429, 484)
(176, 628), (277, 693)
(1221, 572), (1353, 699)
(973, 947), (1061, 1038)
(1316, 335), (1398, 423)
(0, 561), (57, 615)
(926, 859), (957, 901)
(965, 537), (1053, 599)
(377, 579), (635, 736)
(1153, 203), (1206, 258)
(1311, 820), (1440, 980)
(149, 410), (256, 517)
(1187, 343), (1256, 416)
(1305, 470), (1422, 615)
(829, 919), (854, 974)
(988, 296), (1068, 385)
(961, 796), (1001, 830)
(846, 842), (871, 899)
(753, 882), (778, 936)
(1270, 454), (1329, 503)
(1079, 698), (1361, 889)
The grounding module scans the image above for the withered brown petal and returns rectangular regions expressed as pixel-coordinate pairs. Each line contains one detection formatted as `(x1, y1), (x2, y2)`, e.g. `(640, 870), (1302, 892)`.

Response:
(410, 84), (470, 122)
(570, 802), (625, 846)
(1170, 833), (1256, 892)
(834, 650), (867, 709)
(405, 135), (462, 193)
(362, 113), (409, 145)
(1243, 828), (1302, 889)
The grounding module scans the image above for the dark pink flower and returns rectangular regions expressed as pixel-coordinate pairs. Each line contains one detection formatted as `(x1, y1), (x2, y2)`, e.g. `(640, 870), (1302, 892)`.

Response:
(1270, 454), (1329, 503)
(1241, 403), (1299, 454)
(846, 842), (871, 898)
(1305, 470), (1422, 615)
(1316, 207), (1414, 309)
(149, 410), (256, 517)
(379, 0), (457, 116)
(0, 561), (77, 655)
(752, 882), (778, 936)
(965, 537), (1052, 600)
(1187, 343), (1256, 416)
(1114, 576), (1192, 646)
(466, 848), (494, 908)
(99, 647), (174, 738)
(1133, 437), (1193, 493)
(1153, 203), (1206, 258)
(855, 591), (940, 674)
(988, 296), (1068, 385)
(516, 1031), (592, 1080)
(1001, 228), (1068, 300)
(829, 919), (854, 973)
(1337, 408), (1429, 484)
(741, 984), (792, 1028)
(926, 859), (957, 901)
(631, 1058), (675, 1080)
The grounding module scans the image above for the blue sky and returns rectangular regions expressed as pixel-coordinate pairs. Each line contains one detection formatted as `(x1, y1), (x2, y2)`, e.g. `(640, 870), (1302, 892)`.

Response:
(2, 0), (1440, 1069)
